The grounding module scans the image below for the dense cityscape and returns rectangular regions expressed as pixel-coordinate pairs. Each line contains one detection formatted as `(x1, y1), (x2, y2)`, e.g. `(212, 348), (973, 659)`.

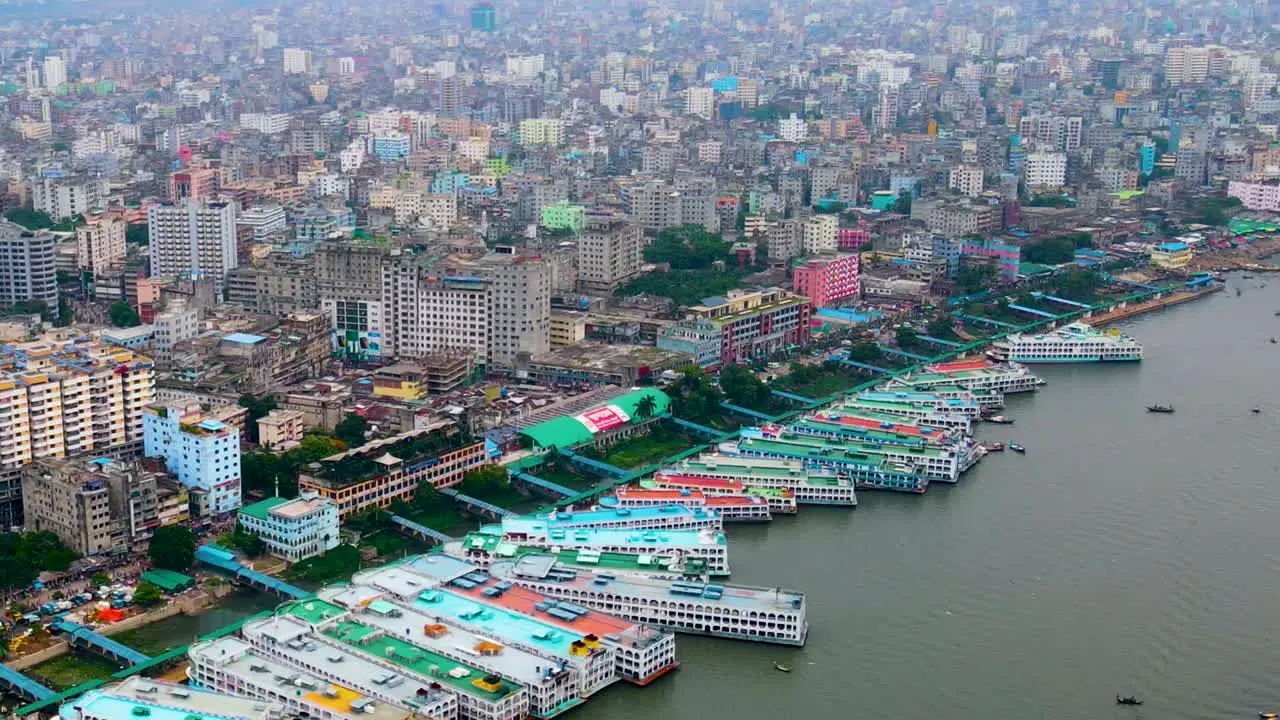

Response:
(0, 0), (1275, 717)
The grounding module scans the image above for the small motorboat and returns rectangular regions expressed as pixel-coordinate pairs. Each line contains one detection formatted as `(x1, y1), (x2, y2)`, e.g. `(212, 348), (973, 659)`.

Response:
(1258, 712), (1277, 719)
(1243, 274), (1256, 279)
(773, 662), (791, 673)
(1146, 404), (1175, 414)
(1271, 337), (1277, 344)
(1115, 695), (1143, 706)
(1273, 311), (1280, 316)
(986, 442), (1005, 452)
(1253, 407), (1262, 414)
(1009, 442), (1026, 454)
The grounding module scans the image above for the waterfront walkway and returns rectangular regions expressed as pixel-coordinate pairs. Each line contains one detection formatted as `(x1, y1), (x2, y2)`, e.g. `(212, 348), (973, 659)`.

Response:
(194, 545), (311, 599)
(52, 620), (151, 666)
(390, 515), (454, 543)
(0, 663), (54, 701)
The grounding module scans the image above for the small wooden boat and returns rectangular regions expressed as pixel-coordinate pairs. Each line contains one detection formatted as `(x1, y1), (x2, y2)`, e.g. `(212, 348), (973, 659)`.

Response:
(773, 662), (791, 673)
(1257, 712), (1277, 719)
(1146, 404), (1175, 414)
(1115, 695), (1143, 706)
(985, 442), (1005, 452)
(1253, 407), (1262, 414)
(1009, 442), (1026, 454)
(985, 415), (1014, 424)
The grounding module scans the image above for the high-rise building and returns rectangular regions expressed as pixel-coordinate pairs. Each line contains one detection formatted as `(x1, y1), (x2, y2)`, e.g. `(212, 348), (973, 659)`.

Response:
(779, 113), (807, 142)
(21, 457), (161, 556)
(0, 220), (57, 316)
(31, 177), (103, 221)
(1023, 152), (1068, 188)
(1165, 46), (1211, 85)
(143, 400), (242, 516)
(440, 74), (464, 115)
(949, 165), (985, 197)
(792, 253), (860, 309)
(42, 55), (66, 89)
(577, 214), (643, 292)
(685, 87), (715, 119)
(802, 214), (838, 255)
(446, 248), (550, 367)
(147, 199), (238, 279)
(282, 47), (313, 74)
(470, 2), (496, 31)
(169, 168), (220, 202)
(517, 118), (565, 145)
(75, 214), (127, 277)
(0, 337), (155, 527)
(381, 250), (492, 362)
(317, 242), (391, 362)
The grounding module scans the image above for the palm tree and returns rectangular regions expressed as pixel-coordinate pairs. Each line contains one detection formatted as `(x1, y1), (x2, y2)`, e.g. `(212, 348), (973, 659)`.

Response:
(634, 395), (658, 421)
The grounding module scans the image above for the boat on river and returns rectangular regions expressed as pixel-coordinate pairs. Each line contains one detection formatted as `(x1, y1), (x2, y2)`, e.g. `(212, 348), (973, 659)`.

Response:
(984, 415), (1014, 424)
(1146, 404), (1175, 414)
(1115, 695), (1143, 706)
(1009, 442), (1026, 454)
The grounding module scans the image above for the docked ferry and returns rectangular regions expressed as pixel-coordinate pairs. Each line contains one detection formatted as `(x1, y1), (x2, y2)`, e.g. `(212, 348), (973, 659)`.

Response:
(888, 359), (1045, 395)
(988, 322), (1143, 363)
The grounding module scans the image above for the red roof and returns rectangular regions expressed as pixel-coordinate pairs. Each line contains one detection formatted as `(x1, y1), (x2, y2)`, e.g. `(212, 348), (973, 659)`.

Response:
(927, 359), (991, 373)
(652, 473), (745, 491)
(812, 413), (927, 437)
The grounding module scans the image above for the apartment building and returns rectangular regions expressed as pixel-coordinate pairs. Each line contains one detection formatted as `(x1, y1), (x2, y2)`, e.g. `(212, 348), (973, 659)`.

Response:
(1023, 152), (1067, 189)
(801, 214), (838, 255)
(31, 177), (102, 221)
(577, 214), (643, 293)
(0, 220), (58, 316)
(75, 214), (127, 277)
(446, 249), (550, 368)
(21, 457), (160, 555)
(147, 199), (239, 279)
(382, 251), (491, 363)
(257, 409), (306, 449)
(792, 254), (860, 309)
(143, 400), (242, 516)
(948, 165), (985, 198)
(0, 339), (154, 527)
(517, 118), (565, 146)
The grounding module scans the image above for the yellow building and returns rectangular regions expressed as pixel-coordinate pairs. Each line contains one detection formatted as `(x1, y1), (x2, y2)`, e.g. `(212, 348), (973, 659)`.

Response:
(257, 408), (306, 449)
(1150, 241), (1192, 269)
(550, 311), (587, 348)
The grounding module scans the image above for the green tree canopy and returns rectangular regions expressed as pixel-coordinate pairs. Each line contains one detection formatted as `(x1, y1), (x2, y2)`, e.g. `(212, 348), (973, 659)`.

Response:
(131, 581), (164, 607)
(666, 366), (724, 423)
(109, 301), (141, 328)
(4, 208), (54, 230)
(148, 525), (197, 572)
(125, 224), (149, 244)
(719, 365), (770, 409)
(335, 414), (370, 448)
(460, 464), (510, 497)
(643, 225), (732, 269)
(238, 394), (277, 444)
(896, 325), (921, 349)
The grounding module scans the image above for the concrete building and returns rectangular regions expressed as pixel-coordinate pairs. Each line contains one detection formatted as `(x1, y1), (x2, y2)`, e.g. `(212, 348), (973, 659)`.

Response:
(42, 55), (66, 89)
(801, 215), (838, 255)
(684, 288), (812, 366)
(298, 423), (487, 517)
(779, 113), (807, 142)
(1227, 181), (1280, 211)
(169, 168), (220, 203)
(31, 177), (102, 221)
(792, 254), (860, 309)
(151, 303), (200, 365)
(1165, 46), (1211, 85)
(283, 47), (313, 74)
(948, 166), (985, 198)
(0, 220), (58, 316)
(446, 249), (550, 368)
(381, 252), (491, 363)
(239, 112), (291, 134)
(147, 200), (239, 279)
(143, 400), (242, 516)
(1150, 241), (1192, 270)
(236, 493), (339, 561)
(75, 214), (127, 277)
(21, 457), (160, 556)
(685, 87), (715, 119)
(656, 320), (721, 369)
(257, 408), (306, 449)
(1023, 152), (1067, 189)
(318, 242), (390, 362)
(0, 338), (154, 526)
(577, 214), (643, 293)
(236, 205), (287, 241)
(518, 119), (565, 146)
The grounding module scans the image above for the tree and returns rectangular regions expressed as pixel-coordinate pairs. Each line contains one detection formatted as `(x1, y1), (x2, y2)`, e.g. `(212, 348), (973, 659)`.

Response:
(893, 193), (913, 215)
(719, 365), (770, 409)
(896, 325), (920, 349)
(633, 394), (657, 421)
(148, 525), (197, 572)
(926, 314), (956, 340)
(4, 208), (54, 230)
(847, 342), (883, 363)
(411, 480), (444, 514)
(109, 301), (141, 328)
(1022, 237), (1077, 265)
(55, 297), (74, 327)
(89, 572), (110, 587)
(643, 225), (733, 269)
(956, 264), (997, 294)
(125, 224), (149, 244)
(131, 581), (164, 607)
(335, 414), (370, 448)
(1050, 268), (1102, 301)
(460, 464), (510, 497)
(666, 365), (724, 423)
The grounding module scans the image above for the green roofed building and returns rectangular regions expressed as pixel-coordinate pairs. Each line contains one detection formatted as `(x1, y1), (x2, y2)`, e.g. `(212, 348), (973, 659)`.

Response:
(518, 388), (671, 451)
(140, 569), (195, 593)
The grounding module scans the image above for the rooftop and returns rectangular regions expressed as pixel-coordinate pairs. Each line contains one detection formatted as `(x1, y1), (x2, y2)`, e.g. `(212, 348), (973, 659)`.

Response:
(59, 677), (277, 720)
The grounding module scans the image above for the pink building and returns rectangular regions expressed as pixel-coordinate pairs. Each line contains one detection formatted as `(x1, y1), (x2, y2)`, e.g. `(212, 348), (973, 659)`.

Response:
(1227, 181), (1280, 212)
(793, 253), (860, 309)
(838, 227), (871, 251)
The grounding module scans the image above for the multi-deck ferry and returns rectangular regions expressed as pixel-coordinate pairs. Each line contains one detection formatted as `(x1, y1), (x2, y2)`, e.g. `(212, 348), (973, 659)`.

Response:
(665, 455), (859, 504)
(600, 485), (773, 523)
(888, 359), (1045, 395)
(715, 438), (928, 494)
(988, 322), (1143, 363)
(645, 474), (799, 515)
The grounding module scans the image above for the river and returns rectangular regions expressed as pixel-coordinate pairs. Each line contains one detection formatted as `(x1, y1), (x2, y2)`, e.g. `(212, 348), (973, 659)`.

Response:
(576, 275), (1280, 720)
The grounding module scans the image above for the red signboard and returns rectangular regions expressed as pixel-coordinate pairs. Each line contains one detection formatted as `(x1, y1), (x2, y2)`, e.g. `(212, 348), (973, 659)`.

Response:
(577, 405), (630, 434)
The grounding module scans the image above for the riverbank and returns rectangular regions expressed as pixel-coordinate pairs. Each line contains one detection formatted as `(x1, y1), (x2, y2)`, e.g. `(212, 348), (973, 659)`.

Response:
(5, 583), (235, 671)
(1085, 285), (1223, 326)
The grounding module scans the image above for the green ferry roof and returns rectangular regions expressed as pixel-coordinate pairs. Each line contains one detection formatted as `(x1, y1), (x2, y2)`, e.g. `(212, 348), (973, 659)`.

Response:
(792, 419), (928, 447)
(737, 436), (918, 473)
(675, 458), (849, 487)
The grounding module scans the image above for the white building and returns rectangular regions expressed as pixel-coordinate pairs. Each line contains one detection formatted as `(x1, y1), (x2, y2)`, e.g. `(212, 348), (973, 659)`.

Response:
(239, 112), (291, 134)
(42, 56), (66, 89)
(32, 178), (102, 221)
(381, 256), (491, 361)
(283, 47), (313, 74)
(505, 53), (545, 80)
(948, 165), (985, 198)
(685, 87), (715, 119)
(0, 220), (57, 315)
(577, 215), (643, 292)
(236, 493), (339, 561)
(75, 214), (127, 276)
(147, 199), (238, 279)
(1023, 152), (1067, 189)
(802, 214), (838, 255)
(236, 205), (287, 241)
(447, 249), (550, 367)
(517, 119), (564, 146)
(143, 400), (242, 516)
(779, 113), (807, 142)
(339, 141), (365, 173)
(151, 303), (199, 364)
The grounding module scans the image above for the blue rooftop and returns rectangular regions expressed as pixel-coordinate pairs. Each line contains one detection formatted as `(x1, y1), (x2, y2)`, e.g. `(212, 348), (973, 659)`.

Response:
(197, 419), (226, 431)
(222, 332), (267, 345)
(1157, 242), (1188, 251)
(509, 506), (716, 531)
(415, 589), (582, 656)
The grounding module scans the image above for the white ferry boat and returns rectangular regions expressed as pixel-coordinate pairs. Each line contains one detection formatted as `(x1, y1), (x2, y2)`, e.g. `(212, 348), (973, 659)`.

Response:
(601, 486), (773, 523)
(988, 322), (1143, 363)
(491, 554), (809, 646)
(888, 359), (1045, 394)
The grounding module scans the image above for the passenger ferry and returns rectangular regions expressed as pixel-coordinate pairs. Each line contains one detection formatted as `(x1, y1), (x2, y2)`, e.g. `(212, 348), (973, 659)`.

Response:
(491, 554), (809, 647)
(881, 381), (1005, 410)
(665, 455), (859, 505)
(742, 426), (973, 483)
(714, 439), (927, 494)
(646, 474), (799, 515)
(601, 485), (773, 523)
(837, 398), (972, 432)
(775, 421), (986, 481)
(499, 524), (731, 577)
(888, 359), (1045, 395)
(856, 390), (983, 418)
(506, 505), (723, 533)
(988, 322), (1143, 363)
